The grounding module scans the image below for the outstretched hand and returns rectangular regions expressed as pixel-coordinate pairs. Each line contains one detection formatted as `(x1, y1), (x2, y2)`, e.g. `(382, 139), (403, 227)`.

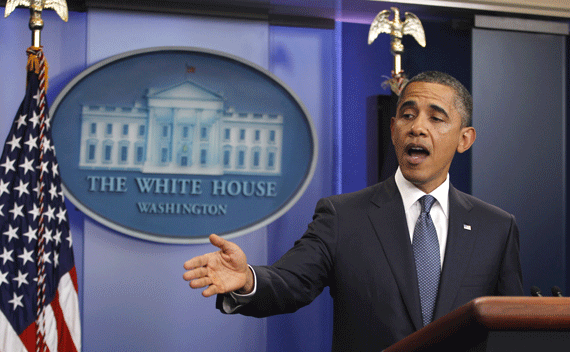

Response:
(183, 234), (254, 297)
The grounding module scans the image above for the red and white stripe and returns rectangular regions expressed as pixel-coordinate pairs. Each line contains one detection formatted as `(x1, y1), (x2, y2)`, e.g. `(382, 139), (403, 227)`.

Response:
(0, 269), (81, 352)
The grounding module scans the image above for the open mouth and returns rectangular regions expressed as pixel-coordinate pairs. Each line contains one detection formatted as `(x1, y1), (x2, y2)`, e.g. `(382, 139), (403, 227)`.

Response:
(405, 145), (430, 164)
(406, 145), (430, 157)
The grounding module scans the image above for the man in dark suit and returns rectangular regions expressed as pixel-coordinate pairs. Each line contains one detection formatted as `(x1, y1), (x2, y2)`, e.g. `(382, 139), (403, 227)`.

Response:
(183, 71), (524, 351)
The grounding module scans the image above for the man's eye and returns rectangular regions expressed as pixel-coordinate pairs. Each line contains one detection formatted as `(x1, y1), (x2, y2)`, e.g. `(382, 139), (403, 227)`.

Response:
(402, 114), (414, 119)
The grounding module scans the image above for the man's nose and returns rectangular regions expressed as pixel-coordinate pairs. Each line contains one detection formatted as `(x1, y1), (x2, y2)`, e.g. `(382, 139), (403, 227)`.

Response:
(409, 115), (428, 136)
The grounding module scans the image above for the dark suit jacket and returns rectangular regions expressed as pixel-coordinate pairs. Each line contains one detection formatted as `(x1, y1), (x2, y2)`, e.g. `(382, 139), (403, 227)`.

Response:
(217, 176), (523, 351)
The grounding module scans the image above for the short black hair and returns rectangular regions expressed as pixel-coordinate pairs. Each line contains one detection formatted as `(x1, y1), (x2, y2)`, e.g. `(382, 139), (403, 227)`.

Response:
(398, 71), (473, 127)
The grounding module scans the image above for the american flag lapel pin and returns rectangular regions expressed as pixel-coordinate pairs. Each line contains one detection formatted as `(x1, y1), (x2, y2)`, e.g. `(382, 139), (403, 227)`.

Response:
(463, 224), (472, 231)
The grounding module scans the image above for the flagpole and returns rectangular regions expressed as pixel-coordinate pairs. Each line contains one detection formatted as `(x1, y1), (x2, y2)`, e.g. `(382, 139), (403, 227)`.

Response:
(25, 6), (50, 352)
(28, 7), (49, 351)
(34, 48), (48, 352)
(26, 6), (48, 352)
(30, 6), (43, 47)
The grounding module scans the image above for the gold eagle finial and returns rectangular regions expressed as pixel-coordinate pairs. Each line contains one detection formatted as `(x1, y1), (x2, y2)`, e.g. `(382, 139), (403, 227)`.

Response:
(368, 7), (425, 75)
(5, 0), (68, 22)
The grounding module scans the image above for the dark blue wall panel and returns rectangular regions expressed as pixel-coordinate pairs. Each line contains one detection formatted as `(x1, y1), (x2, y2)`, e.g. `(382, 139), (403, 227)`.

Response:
(472, 28), (567, 295)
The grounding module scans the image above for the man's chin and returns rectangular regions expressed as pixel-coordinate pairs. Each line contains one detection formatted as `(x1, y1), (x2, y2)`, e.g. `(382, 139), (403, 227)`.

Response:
(400, 167), (425, 183)
(400, 169), (431, 187)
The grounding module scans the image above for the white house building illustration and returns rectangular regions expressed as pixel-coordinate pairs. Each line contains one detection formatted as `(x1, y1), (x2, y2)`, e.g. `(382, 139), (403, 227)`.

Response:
(79, 80), (283, 175)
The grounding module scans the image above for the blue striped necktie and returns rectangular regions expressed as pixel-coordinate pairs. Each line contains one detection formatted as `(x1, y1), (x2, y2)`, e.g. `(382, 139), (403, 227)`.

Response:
(412, 195), (441, 327)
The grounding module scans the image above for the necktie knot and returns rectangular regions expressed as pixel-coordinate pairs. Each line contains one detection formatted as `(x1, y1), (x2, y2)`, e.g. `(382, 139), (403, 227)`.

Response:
(419, 195), (436, 215)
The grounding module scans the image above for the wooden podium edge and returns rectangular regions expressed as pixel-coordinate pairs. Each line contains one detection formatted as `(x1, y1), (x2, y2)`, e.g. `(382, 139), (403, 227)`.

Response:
(385, 297), (570, 351)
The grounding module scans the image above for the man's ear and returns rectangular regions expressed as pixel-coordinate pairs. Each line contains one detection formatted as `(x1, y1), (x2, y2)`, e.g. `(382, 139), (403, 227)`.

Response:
(457, 127), (476, 153)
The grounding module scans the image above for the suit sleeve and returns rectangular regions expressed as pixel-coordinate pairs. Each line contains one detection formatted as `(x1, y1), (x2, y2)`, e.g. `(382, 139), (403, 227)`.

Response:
(216, 197), (338, 317)
(496, 214), (524, 296)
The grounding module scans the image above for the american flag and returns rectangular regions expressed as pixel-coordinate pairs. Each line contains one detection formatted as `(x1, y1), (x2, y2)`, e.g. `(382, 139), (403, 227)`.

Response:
(0, 48), (81, 351)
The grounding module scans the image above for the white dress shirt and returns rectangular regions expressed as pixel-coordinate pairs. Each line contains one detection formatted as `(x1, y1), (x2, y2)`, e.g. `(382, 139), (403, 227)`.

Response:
(394, 167), (449, 268)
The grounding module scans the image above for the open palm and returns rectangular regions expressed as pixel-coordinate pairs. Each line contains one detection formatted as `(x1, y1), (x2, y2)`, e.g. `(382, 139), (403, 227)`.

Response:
(183, 234), (252, 297)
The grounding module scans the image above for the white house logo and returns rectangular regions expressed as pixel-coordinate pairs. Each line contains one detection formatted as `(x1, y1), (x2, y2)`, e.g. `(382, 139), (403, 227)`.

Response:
(50, 47), (317, 244)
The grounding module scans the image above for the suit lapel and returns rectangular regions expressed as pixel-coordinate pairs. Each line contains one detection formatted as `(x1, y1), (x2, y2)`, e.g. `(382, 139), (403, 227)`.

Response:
(367, 177), (423, 331)
(433, 186), (475, 321)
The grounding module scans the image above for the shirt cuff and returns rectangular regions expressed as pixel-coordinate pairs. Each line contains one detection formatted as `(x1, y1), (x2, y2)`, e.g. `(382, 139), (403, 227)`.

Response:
(221, 265), (257, 313)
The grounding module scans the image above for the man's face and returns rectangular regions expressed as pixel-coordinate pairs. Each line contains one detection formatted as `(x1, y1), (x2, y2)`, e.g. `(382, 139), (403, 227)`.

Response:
(390, 81), (476, 193)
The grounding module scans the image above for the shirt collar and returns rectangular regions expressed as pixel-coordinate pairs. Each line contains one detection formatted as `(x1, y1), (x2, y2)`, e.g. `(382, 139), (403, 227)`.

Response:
(394, 167), (450, 217)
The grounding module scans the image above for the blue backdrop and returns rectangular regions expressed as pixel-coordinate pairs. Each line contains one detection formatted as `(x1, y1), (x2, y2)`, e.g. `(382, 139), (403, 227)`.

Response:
(0, 6), (567, 352)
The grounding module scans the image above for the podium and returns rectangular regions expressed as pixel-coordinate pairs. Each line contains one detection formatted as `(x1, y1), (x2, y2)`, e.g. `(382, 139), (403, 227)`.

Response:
(385, 297), (570, 351)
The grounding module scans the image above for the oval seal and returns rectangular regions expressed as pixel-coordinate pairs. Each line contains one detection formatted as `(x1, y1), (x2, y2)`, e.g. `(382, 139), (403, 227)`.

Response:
(50, 47), (318, 244)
